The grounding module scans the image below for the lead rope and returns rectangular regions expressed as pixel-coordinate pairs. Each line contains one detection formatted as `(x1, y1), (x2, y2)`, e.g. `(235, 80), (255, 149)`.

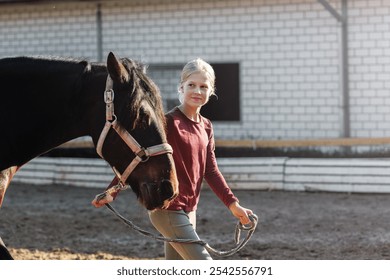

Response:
(104, 202), (258, 257)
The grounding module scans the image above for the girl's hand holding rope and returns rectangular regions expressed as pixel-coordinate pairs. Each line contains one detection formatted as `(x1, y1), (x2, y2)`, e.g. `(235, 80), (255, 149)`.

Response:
(229, 201), (254, 225)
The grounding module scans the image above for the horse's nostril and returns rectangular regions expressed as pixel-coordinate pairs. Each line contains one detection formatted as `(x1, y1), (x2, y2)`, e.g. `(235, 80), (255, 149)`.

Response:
(160, 179), (171, 186)
(160, 179), (174, 198)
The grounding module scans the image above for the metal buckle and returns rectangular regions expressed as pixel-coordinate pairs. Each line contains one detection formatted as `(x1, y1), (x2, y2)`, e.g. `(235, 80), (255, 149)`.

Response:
(104, 89), (114, 104)
(136, 149), (150, 162)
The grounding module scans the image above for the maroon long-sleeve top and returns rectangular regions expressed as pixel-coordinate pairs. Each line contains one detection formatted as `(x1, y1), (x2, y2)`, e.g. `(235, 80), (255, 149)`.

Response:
(165, 107), (238, 212)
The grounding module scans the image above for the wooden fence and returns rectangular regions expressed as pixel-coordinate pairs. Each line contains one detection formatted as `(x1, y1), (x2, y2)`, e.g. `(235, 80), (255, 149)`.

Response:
(62, 137), (390, 149)
(12, 157), (390, 193)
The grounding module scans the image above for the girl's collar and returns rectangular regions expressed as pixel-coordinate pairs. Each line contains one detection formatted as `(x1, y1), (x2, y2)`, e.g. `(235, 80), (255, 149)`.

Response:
(177, 106), (201, 123)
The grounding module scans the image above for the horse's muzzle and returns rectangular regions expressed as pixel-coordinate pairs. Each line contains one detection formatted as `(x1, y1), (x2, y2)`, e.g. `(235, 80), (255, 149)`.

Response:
(141, 179), (177, 210)
(160, 179), (178, 209)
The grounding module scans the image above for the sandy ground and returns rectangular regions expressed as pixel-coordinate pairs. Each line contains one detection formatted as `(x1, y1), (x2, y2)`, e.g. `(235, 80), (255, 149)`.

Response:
(1, 182), (390, 260)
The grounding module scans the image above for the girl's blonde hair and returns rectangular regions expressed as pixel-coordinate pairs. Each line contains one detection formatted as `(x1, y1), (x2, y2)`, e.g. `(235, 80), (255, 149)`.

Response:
(178, 58), (216, 102)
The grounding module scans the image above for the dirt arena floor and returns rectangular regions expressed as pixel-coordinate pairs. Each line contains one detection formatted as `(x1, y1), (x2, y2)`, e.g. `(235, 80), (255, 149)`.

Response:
(1, 182), (390, 260)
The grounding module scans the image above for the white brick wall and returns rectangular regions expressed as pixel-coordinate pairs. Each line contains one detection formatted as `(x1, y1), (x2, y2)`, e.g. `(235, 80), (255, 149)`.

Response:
(0, 2), (97, 59)
(1, 0), (390, 143)
(348, 0), (390, 138)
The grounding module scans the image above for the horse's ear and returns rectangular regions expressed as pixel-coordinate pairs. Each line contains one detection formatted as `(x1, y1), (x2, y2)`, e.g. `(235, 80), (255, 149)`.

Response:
(107, 52), (129, 84)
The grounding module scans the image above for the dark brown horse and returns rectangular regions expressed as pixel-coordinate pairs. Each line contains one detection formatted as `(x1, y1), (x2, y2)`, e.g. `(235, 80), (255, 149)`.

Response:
(0, 52), (178, 259)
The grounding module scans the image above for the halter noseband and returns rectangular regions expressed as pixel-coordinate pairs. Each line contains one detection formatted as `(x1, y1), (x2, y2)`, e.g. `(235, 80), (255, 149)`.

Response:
(96, 75), (173, 186)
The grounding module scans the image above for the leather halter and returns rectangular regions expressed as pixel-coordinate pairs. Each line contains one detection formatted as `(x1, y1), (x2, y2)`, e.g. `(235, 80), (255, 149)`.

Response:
(96, 75), (173, 186)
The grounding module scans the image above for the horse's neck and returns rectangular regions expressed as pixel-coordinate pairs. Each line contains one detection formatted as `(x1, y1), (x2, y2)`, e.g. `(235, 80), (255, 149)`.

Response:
(0, 69), (106, 168)
(35, 73), (107, 146)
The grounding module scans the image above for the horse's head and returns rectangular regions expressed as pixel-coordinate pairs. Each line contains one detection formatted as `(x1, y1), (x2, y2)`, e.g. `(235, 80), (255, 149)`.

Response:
(96, 52), (178, 210)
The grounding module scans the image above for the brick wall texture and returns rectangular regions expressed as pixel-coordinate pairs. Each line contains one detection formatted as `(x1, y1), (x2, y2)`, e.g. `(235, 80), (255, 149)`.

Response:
(1, 0), (389, 141)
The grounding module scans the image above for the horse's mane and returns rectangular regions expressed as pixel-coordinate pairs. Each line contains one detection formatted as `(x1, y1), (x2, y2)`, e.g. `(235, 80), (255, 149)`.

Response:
(121, 58), (166, 130)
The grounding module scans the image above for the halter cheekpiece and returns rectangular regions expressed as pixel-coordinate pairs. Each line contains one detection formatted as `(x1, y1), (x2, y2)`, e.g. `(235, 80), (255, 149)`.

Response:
(96, 75), (173, 186)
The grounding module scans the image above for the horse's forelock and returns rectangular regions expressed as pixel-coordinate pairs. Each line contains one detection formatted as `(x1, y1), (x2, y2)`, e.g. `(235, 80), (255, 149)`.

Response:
(122, 59), (166, 131)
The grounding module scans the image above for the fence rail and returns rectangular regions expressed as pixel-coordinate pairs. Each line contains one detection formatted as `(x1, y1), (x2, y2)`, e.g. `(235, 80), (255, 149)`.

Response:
(61, 137), (390, 149)
(12, 157), (390, 193)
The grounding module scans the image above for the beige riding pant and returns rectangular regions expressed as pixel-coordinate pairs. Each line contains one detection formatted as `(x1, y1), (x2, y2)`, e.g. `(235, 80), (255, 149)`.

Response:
(148, 209), (212, 260)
